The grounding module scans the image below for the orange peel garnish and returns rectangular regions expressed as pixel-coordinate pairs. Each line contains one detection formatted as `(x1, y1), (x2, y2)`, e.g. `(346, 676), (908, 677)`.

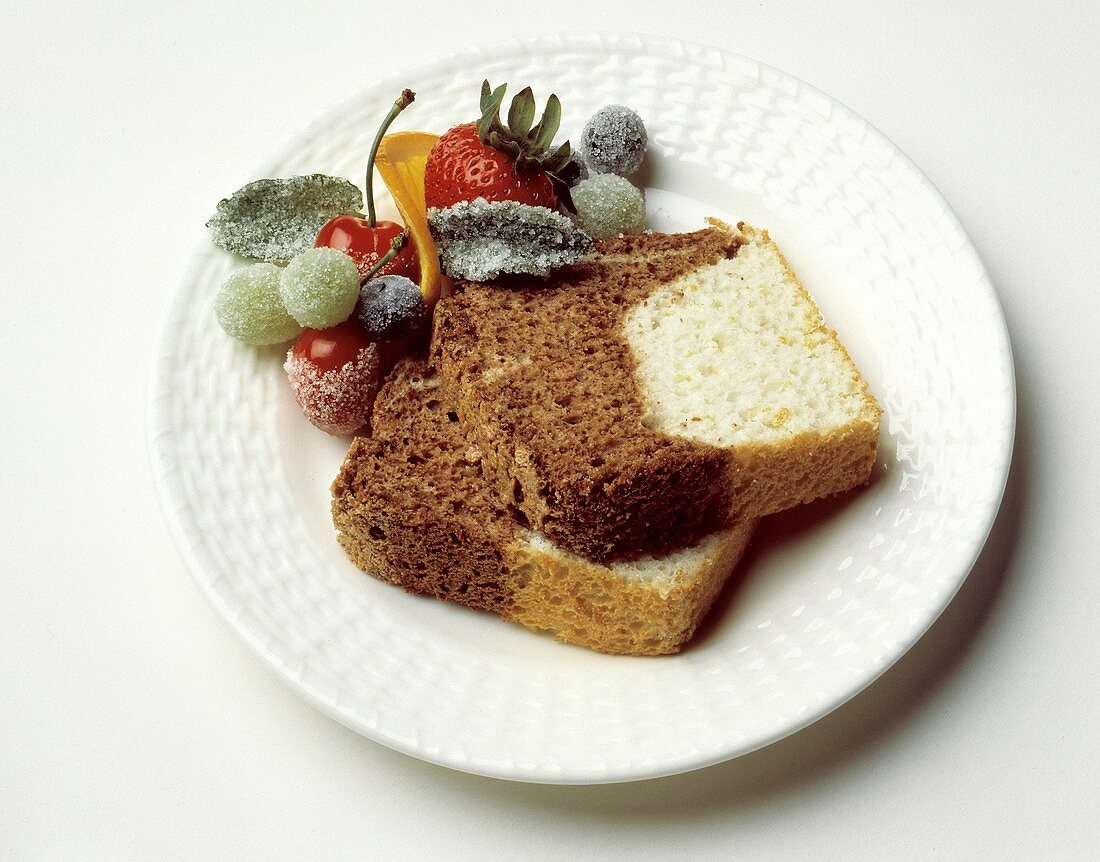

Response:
(375, 131), (441, 306)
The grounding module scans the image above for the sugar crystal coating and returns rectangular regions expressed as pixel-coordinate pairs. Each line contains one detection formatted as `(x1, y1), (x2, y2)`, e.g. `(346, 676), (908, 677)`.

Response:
(579, 105), (648, 177)
(279, 247), (360, 328)
(357, 275), (427, 341)
(569, 174), (647, 240)
(284, 343), (381, 435)
(427, 200), (593, 281)
(214, 263), (303, 346)
(207, 174), (363, 262)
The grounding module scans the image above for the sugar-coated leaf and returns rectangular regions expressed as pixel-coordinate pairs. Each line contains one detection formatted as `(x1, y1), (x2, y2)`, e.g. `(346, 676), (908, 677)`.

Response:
(427, 199), (593, 281)
(206, 175), (362, 262)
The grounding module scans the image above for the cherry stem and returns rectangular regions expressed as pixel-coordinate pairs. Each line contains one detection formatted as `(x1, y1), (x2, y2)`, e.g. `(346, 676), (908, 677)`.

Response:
(366, 88), (415, 227)
(360, 233), (406, 282)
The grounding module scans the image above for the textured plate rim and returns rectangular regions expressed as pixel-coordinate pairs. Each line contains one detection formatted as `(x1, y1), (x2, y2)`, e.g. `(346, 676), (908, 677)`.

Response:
(148, 32), (1015, 784)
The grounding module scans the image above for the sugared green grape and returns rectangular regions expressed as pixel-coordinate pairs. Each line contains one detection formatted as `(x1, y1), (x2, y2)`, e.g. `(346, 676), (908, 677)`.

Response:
(569, 174), (647, 241)
(279, 246), (360, 328)
(214, 263), (303, 346)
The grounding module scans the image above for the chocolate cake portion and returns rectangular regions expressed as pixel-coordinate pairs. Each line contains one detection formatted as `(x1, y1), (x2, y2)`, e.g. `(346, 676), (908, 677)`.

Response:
(332, 222), (879, 651)
(331, 357), (756, 655)
(432, 228), (744, 562)
(432, 223), (880, 563)
(332, 361), (516, 615)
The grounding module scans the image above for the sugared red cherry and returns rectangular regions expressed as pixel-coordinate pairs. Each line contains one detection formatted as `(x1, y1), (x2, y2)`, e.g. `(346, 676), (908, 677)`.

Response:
(315, 215), (420, 282)
(285, 322), (382, 436)
(314, 90), (420, 285)
(292, 321), (374, 372)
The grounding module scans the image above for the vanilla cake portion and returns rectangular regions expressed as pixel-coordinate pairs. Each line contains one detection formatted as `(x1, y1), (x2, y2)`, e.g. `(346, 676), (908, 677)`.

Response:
(332, 359), (756, 656)
(432, 223), (880, 563)
(626, 224), (878, 447)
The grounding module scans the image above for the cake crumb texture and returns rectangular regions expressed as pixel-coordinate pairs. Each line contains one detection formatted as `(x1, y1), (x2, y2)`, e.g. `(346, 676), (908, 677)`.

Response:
(432, 224), (880, 562)
(332, 357), (755, 655)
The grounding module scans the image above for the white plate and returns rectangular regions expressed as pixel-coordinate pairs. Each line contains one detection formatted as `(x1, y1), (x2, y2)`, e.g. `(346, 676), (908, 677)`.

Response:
(150, 34), (1014, 784)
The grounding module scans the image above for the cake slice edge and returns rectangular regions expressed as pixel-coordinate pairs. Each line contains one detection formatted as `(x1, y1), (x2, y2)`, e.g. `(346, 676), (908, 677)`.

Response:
(331, 359), (756, 656)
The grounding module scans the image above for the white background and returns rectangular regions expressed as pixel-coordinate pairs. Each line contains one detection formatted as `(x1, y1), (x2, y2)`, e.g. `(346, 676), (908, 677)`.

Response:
(2, 1), (1098, 859)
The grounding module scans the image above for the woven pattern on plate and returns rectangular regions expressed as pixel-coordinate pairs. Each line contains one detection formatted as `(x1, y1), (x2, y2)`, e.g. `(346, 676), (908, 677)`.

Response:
(150, 33), (1013, 783)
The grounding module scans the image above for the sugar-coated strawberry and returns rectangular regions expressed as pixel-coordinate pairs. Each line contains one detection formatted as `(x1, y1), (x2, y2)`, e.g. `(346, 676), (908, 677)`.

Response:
(423, 81), (581, 212)
(424, 123), (556, 210)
